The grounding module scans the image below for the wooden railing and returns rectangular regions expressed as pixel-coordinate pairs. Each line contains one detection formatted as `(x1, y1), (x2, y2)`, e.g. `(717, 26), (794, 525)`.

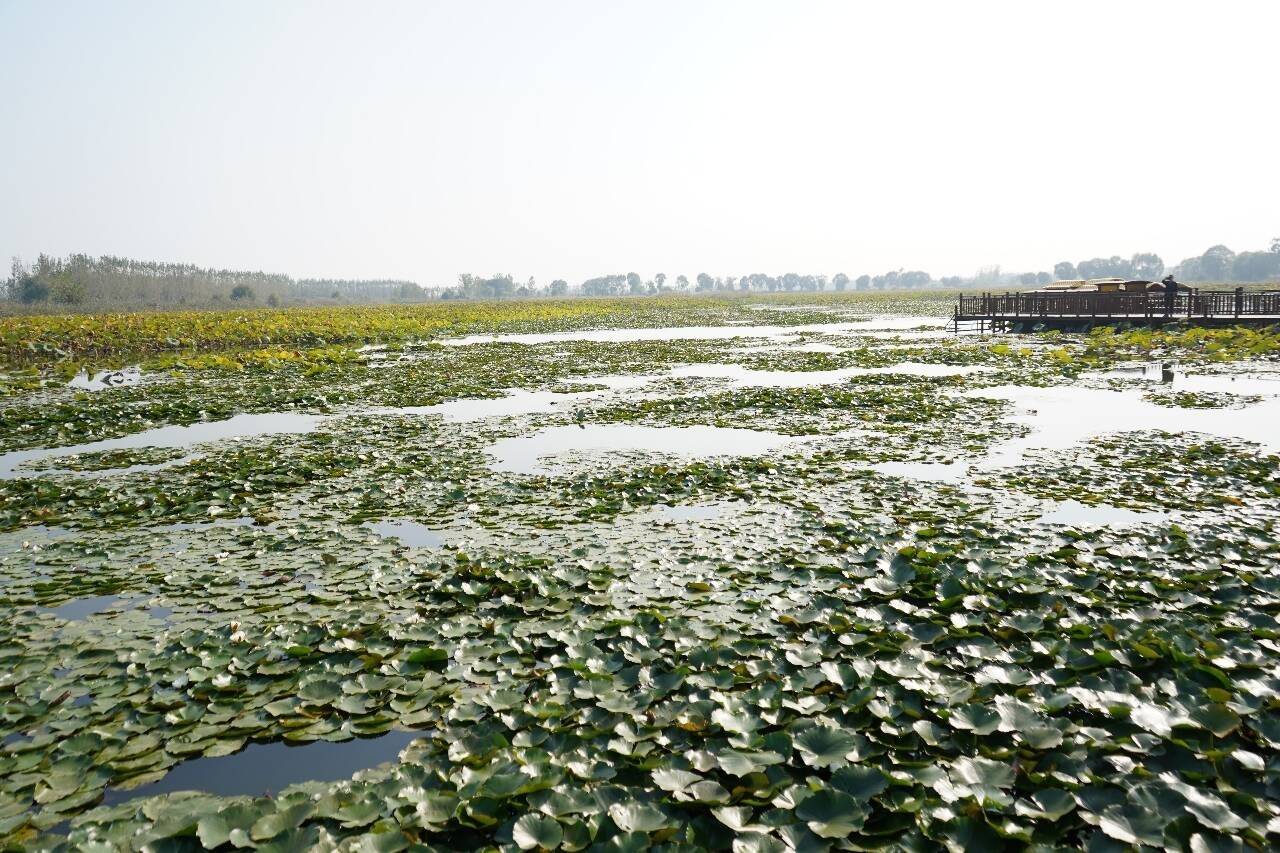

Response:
(956, 289), (1280, 321)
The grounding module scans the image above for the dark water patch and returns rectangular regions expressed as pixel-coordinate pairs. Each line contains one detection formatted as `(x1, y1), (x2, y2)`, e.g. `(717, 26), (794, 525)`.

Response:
(101, 729), (428, 805)
(40, 595), (140, 622)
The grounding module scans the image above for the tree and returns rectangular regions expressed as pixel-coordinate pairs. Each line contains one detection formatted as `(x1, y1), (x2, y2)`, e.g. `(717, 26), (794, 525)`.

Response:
(1231, 251), (1280, 282)
(548, 279), (568, 296)
(1199, 245), (1235, 281)
(49, 274), (85, 304)
(1130, 253), (1164, 280)
(230, 284), (256, 301)
(17, 275), (49, 303)
(654, 273), (667, 292)
(855, 275), (871, 290)
(1077, 256), (1132, 279)
(626, 272), (644, 295)
(1053, 261), (1077, 280)
(266, 293), (280, 307)
(1036, 271), (1052, 285)
(1018, 272), (1038, 286)
(1271, 237), (1279, 254)
(695, 273), (714, 292)
(1173, 256), (1204, 281)
(675, 275), (689, 291)
(832, 273), (849, 291)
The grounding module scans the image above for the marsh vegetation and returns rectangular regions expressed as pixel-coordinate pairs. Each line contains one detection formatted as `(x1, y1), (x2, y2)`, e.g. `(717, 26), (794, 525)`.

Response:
(1, 292), (1279, 851)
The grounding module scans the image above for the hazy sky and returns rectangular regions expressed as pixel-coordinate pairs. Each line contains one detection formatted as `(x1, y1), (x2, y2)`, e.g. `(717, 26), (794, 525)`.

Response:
(1, 0), (1276, 285)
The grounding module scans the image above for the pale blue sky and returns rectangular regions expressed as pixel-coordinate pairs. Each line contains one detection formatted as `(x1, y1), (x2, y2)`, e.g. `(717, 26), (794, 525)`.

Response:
(1, 0), (1276, 284)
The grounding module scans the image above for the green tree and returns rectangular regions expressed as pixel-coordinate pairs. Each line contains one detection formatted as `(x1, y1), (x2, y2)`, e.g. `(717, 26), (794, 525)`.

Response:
(1199, 245), (1235, 280)
(230, 284), (256, 301)
(49, 273), (85, 304)
(1077, 256), (1132, 279)
(18, 275), (49, 303)
(548, 279), (568, 296)
(1129, 253), (1164, 280)
(1053, 261), (1077, 280)
(1231, 251), (1280, 282)
(832, 273), (849, 291)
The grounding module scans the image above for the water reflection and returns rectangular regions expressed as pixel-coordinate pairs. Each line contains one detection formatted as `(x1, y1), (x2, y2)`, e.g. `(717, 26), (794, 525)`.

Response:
(68, 367), (143, 392)
(651, 504), (726, 522)
(40, 595), (138, 622)
(1035, 500), (1168, 527)
(670, 362), (990, 388)
(967, 385), (1280, 469)
(486, 424), (805, 475)
(441, 317), (945, 346)
(367, 519), (446, 548)
(867, 461), (969, 484)
(1095, 362), (1280, 396)
(102, 729), (429, 805)
(0, 413), (323, 479)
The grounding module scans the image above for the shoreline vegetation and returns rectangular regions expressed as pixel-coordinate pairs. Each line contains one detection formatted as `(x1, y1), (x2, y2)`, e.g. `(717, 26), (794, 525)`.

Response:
(0, 292), (958, 366)
(5, 288), (1280, 369)
(4, 241), (1278, 315)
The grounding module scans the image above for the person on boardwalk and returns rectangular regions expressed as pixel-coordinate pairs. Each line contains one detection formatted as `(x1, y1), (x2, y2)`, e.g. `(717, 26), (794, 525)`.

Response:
(1162, 274), (1179, 316)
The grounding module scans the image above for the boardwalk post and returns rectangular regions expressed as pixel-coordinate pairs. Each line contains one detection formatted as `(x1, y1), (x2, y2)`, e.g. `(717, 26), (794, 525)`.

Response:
(1235, 287), (1243, 319)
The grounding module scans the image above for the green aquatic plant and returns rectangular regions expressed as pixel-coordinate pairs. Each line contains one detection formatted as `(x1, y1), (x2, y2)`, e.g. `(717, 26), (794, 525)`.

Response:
(0, 298), (1277, 850)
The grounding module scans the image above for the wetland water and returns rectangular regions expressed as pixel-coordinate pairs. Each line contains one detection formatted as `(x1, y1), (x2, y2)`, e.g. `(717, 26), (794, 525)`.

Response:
(485, 424), (805, 475)
(4, 302), (1280, 849)
(100, 730), (428, 805)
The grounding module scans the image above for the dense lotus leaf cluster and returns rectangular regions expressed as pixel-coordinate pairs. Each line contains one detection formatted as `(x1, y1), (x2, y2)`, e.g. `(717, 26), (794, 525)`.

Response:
(0, 292), (958, 366)
(588, 379), (1010, 438)
(0, 296), (1278, 850)
(1143, 391), (1263, 410)
(17, 446), (188, 473)
(993, 434), (1280, 512)
(5, 494), (1279, 850)
(1085, 325), (1280, 363)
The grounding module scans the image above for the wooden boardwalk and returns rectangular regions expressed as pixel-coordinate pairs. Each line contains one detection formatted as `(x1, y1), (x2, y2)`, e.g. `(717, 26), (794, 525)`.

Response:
(954, 288), (1280, 332)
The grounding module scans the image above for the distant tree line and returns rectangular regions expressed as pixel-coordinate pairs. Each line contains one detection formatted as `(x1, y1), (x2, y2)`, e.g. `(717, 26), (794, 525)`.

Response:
(1169, 239), (1280, 283)
(439, 274), (540, 300)
(1049, 238), (1280, 285)
(6, 239), (1276, 311)
(2, 254), (434, 308)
